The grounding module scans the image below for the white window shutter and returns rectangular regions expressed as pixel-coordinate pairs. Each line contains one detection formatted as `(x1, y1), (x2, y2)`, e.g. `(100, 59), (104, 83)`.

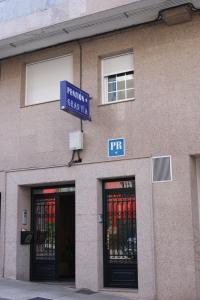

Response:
(102, 53), (133, 77)
(25, 54), (73, 105)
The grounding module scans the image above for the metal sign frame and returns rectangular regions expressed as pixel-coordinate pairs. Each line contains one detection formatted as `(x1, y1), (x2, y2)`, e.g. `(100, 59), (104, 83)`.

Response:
(60, 80), (91, 121)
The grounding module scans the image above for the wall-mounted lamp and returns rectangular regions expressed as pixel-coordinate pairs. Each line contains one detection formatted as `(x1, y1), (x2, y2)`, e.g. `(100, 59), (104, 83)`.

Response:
(160, 4), (193, 26)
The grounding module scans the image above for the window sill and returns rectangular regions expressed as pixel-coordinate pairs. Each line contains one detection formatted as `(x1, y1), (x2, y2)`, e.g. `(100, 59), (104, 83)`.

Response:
(21, 99), (59, 108)
(99, 98), (135, 107)
(100, 287), (138, 293)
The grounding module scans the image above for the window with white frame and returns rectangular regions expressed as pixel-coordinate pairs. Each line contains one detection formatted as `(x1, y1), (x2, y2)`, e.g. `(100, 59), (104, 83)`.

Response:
(101, 53), (134, 104)
(25, 54), (73, 106)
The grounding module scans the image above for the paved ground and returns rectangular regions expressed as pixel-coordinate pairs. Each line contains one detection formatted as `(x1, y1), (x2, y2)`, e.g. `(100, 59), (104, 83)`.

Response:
(0, 279), (128, 300)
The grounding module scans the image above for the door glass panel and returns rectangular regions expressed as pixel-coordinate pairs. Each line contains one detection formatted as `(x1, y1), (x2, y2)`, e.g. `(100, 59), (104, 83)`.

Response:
(31, 186), (76, 281)
(34, 197), (55, 260)
(32, 186), (75, 195)
(105, 180), (134, 190)
(104, 179), (138, 288)
(106, 191), (136, 264)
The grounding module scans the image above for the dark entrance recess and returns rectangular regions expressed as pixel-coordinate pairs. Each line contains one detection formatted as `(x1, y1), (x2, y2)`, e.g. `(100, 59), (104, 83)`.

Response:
(30, 186), (75, 281)
(103, 178), (138, 288)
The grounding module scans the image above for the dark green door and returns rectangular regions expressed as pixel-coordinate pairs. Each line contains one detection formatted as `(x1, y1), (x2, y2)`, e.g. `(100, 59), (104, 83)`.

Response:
(31, 193), (56, 280)
(31, 186), (75, 281)
(103, 178), (138, 288)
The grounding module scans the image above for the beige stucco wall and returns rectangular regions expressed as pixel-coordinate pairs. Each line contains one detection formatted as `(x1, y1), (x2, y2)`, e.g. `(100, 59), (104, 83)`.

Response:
(192, 157), (200, 300)
(0, 14), (200, 300)
(0, 172), (5, 278)
(0, 16), (200, 170)
(153, 154), (197, 300)
(4, 158), (155, 300)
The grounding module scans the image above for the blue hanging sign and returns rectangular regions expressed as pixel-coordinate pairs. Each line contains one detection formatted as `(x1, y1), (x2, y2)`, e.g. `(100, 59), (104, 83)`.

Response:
(108, 138), (125, 157)
(60, 81), (91, 121)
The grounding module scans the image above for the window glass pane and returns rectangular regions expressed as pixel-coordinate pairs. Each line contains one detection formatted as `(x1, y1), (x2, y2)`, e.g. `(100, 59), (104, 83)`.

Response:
(117, 80), (125, 90)
(117, 73), (125, 81)
(108, 92), (116, 102)
(34, 198), (56, 260)
(32, 186), (75, 195)
(105, 180), (135, 189)
(33, 188), (56, 195)
(126, 89), (135, 99)
(58, 187), (75, 193)
(108, 82), (116, 92)
(126, 71), (134, 79)
(126, 79), (134, 89)
(108, 75), (116, 82)
(117, 90), (125, 100)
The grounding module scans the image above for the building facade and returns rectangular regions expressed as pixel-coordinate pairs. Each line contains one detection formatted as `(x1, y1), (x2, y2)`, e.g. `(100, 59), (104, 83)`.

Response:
(0, 1), (200, 299)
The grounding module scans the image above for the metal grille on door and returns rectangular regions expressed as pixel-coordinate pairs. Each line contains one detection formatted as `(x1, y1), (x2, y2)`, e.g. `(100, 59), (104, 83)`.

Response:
(103, 179), (138, 288)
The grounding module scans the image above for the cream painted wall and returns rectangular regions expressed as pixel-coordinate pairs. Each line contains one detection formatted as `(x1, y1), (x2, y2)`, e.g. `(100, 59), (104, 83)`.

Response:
(0, 0), (140, 40)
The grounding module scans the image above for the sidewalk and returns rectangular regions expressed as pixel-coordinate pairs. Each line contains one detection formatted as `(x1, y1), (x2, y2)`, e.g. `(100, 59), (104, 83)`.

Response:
(0, 279), (129, 300)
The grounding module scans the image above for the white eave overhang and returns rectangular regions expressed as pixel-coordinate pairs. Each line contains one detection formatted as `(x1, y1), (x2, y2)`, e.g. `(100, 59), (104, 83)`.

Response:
(0, 0), (199, 59)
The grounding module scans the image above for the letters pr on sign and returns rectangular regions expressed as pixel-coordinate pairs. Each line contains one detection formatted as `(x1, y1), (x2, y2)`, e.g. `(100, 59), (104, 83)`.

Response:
(108, 138), (125, 157)
(60, 81), (91, 121)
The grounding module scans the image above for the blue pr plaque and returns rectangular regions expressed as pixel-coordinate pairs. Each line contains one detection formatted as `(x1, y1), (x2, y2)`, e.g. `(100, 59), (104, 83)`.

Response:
(108, 138), (125, 157)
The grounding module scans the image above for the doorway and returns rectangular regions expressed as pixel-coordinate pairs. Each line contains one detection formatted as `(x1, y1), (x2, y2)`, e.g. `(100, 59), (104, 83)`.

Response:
(58, 194), (75, 279)
(103, 178), (138, 288)
(30, 186), (75, 281)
